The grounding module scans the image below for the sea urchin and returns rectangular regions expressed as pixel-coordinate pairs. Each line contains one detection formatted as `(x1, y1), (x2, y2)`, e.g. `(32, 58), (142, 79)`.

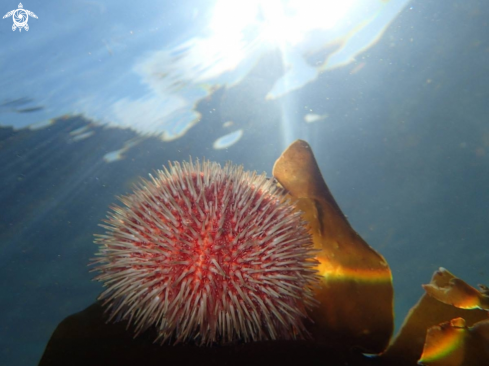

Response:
(92, 160), (319, 345)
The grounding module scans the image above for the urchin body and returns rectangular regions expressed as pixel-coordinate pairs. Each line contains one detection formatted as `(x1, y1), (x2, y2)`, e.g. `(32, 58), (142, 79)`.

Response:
(92, 160), (318, 345)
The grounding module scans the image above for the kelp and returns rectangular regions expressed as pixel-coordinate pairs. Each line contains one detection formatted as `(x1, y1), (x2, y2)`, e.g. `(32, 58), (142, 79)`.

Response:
(422, 268), (489, 311)
(40, 139), (488, 366)
(273, 140), (489, 365)
(378, 268), (488, 365)
(272, 139), (393, 353)
(419, 318), (489, 365)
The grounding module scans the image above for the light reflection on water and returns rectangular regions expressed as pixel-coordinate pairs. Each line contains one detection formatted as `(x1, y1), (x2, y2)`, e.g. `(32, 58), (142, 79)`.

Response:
(0, 0), (410, 155)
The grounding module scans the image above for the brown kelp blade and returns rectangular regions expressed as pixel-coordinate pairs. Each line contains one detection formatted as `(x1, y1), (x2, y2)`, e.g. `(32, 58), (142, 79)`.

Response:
(423, 268), (489, 310)
(39, 302), (374, 366)
(272, 139), (394, 353)
(379, 268), (488, 366)
(419, 318), (489, 366)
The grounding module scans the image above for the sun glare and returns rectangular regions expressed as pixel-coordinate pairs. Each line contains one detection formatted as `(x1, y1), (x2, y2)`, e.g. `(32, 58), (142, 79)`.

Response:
(210, 0), (357, 46)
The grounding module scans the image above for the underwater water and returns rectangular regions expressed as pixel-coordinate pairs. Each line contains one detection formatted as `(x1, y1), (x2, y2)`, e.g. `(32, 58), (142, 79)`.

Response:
(1, 0), (489, 365)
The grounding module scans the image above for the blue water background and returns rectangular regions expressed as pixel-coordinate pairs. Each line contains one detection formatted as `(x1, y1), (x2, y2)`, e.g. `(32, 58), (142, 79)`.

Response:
(1, 1), (489, 365)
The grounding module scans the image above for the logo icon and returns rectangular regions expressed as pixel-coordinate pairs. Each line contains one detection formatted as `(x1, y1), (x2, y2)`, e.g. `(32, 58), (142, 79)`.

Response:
(3, 3), (37, 32)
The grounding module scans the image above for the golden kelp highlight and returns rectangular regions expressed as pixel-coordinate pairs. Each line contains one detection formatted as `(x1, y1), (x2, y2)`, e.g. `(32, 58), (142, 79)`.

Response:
(379, 268), (488, 366)
(271, 140), (489, 365)
(422, 268), (489, 311)
(419, 318), (489, 366)
(419, 317), (467, 366)
(272, 139), (393, 353)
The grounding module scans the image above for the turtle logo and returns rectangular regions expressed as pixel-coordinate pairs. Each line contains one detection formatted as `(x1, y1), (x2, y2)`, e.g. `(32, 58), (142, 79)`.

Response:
(3, 3), (37, 32)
